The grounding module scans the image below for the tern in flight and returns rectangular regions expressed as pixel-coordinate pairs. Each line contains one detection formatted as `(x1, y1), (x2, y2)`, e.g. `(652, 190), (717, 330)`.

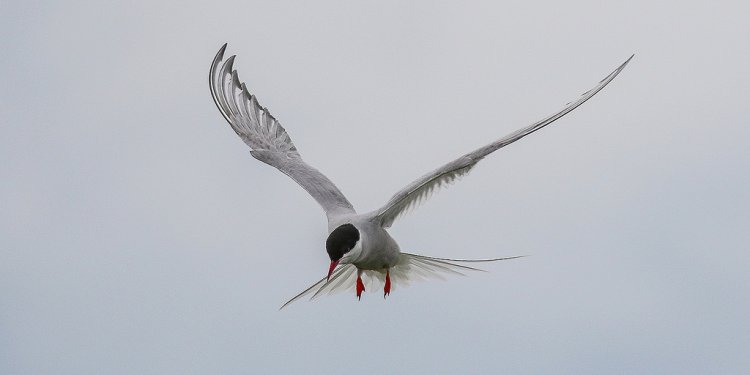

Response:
(209, 44), (632, 308)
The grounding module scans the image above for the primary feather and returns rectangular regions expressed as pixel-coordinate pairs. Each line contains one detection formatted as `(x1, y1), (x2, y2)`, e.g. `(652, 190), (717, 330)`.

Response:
(369, 55), (634, 228)
(209, 44), (356, 220)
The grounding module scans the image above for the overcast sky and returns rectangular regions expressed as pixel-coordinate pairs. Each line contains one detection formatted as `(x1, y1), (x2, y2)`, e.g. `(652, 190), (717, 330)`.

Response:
(2, 0), (749, 374)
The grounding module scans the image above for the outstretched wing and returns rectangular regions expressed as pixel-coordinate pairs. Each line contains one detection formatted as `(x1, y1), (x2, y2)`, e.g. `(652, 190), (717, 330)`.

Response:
(369, 55), (633, 228)
(210, 44), (356, 220)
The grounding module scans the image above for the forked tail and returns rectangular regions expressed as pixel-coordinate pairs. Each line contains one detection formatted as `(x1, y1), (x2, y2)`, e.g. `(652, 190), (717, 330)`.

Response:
(279, 253), (524, 309)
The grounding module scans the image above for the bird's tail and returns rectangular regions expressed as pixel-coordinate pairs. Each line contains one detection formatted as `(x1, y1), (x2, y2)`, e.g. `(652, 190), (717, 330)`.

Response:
(279, 253), (524, 309)
(388, 253), (525, 288)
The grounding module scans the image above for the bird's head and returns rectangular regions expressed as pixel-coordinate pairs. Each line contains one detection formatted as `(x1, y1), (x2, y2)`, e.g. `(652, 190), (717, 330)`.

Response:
(325, 223), (360, 280)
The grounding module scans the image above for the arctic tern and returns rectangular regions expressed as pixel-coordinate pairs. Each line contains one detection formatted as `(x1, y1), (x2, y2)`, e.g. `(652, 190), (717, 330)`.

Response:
(208, 44), (632, 308)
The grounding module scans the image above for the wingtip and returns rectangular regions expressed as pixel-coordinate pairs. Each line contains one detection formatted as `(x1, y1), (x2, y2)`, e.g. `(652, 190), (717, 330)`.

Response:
(620, 54), (635, 68)
(597, 54), (634, 84)
(221, 55), (237, 76)
(214, 43), (228, 62)
(210, 45), (228, 78)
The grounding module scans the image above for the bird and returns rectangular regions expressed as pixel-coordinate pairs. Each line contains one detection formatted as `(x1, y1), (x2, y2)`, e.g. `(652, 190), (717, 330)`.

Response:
(208, 44), (632, 308)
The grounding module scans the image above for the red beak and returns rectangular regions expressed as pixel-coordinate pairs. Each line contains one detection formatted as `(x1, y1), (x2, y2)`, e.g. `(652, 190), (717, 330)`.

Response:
(327, 260), (339, 281)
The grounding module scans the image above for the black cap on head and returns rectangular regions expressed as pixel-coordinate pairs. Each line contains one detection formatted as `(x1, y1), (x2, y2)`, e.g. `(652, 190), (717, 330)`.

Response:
(326, 224), (359, 262)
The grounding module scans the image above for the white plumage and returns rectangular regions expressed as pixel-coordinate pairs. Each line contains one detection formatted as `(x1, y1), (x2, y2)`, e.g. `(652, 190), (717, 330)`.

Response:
(209, 44), (632, 308)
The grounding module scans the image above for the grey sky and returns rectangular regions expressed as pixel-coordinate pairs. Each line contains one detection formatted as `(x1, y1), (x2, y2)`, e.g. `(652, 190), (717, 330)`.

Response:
(2, 0), (749, 374)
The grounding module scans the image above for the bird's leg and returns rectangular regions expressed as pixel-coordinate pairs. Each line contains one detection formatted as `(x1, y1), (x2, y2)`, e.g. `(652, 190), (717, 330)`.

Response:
(356, 269), (365, 300)
(384, 269), (391, 298)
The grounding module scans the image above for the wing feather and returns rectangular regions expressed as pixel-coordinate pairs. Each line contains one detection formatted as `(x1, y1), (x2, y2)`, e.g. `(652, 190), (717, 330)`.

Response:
(370, 55), (634, 227)
(210, 44), (355, 219)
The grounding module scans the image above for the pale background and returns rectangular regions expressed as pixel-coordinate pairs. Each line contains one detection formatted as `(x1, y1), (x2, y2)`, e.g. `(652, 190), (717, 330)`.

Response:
(2, 1), (749, 374)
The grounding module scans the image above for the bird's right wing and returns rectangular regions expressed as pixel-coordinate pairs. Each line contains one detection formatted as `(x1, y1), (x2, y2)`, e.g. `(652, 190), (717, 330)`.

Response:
(368, 55), (633, 228)
(210, 44), (356, 220)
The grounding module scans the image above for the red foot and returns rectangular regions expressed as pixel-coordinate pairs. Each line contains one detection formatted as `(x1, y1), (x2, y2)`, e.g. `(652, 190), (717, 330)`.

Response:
(356, 275), (365, 300)
(384, 270), (391, 298)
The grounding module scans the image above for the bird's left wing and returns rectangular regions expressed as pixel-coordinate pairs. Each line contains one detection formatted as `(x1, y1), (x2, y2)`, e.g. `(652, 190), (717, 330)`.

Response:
(210, 44), (356, 220)
(369, 55), (633, 228)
